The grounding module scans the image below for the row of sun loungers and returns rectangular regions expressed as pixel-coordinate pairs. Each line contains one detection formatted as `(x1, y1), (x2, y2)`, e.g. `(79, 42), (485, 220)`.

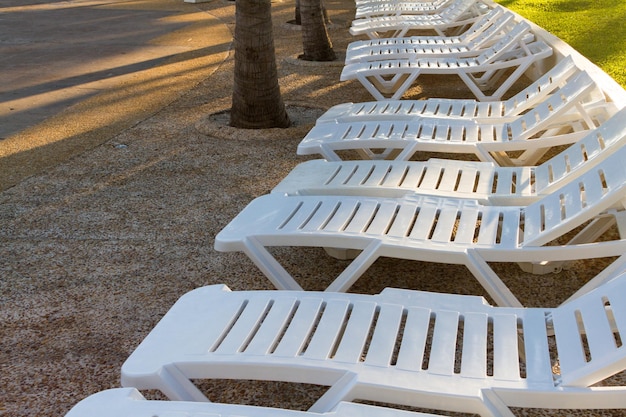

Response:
(216, 138), (626, 306)
(344, 13), (554, 100)
(316, 56), (607, 122)
(66, 0), (626, 416)
(346, 8), (519, 62)
(300, 71), (614, 165)
(278, 110), (626, 205)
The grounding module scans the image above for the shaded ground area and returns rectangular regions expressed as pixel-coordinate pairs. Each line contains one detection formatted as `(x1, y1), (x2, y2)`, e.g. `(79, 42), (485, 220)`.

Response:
(0, 0), (231, 191)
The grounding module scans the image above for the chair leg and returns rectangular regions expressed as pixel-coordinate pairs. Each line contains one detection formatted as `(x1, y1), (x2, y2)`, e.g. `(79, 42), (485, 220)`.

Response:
(325, 241), (383, 292)
(359, 71), (422, 101)
(355, 147), (402, 160)
(157, 364), (211, 401)
(242, 237), (305, 291)
(464, 250), (523, 307)
(489, 62), (537, 102)
(481, 390), (518, 417)
(456, 72), (491, 102)
(308, 372), (359, 413)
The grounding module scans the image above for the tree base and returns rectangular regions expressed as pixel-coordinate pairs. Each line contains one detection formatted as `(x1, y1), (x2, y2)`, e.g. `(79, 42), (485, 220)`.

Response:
(298, 51), (337, 62)
(197, 105), (326, 140)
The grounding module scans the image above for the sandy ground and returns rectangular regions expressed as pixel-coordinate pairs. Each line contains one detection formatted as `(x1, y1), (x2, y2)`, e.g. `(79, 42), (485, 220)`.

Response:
(0, 0), (622, 416)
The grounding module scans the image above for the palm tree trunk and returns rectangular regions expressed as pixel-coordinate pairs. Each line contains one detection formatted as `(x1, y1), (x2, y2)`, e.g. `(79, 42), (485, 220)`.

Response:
(231, 0), (290, 129)
(294, 0), (302, 25)
(299, 0), (336, 61)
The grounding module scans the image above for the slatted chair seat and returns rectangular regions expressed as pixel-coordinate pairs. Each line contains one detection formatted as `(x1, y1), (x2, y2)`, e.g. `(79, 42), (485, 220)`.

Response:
(300, 71), (615, 166)
(215, 146), (626, 307)
(274, 107), (626, 205)
(342, 21), (553, 101)
(120, 266), (626, 416)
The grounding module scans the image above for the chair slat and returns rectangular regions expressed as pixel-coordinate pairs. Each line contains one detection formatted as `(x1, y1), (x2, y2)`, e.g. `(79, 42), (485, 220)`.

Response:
(430, 204), (460, 243)
(378, 163), (409, 188)
(497, 209), (521, 247)
(322, 200), (362, 232)
(409, 202), (440, 240)
(273, 298), (326, 357)
(333, 301), (378, 363)
(344, 200), (384, 234)
(246, 297), (300, 354)
(365, 303), (405, 366)
(386, 202), (418, 237)
(364, 200), (400, 234)
(551, 308), (588, 378)
(301, 201), (347, 232)
(460, 312), (488, 377)
(396, 306), (432, 370)
(215, 297), (275, 354)
(303, 299), (352, 360)
(454, 204), (481, 243)
(578, 298), (617, 363)
(492, 313), (521, 381)
(476, 209), (500, 245)
(520, 309), (553, 384)
(428, 310), (460, 375)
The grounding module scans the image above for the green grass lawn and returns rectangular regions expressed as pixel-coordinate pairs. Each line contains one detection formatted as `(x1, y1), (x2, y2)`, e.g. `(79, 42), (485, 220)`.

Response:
(495, 0), (626, 87)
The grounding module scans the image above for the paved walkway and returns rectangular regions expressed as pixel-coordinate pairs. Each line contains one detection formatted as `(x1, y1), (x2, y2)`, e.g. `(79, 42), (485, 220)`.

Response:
(0, 0), (232, 191)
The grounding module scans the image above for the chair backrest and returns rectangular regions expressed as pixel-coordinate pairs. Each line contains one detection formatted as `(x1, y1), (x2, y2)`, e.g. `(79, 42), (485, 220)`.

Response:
(505, 71), (599, 141)
(464, 10), (518, 48)
(475, 20), (531, 65)
(552, 266), (626, 387)
(457, 6), (506, 42)
(534, 106), (626, 194)
(522, 145), (626, 247)
(440, 0), (479, 20)
(502, 56), (581, 116)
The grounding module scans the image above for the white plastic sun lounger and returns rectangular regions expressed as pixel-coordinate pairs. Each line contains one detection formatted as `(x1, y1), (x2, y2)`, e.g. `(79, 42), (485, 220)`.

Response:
(350, 0), (487, 38)
(318, 57), (600, 124)
(346, 10), (519, 62)
(65, 388), (446, 417)
(215, 146), (626, 307)
(300, 71), (613, 166)
(275, 107), (626, 205)
(121, 266), (626, 416)
(355, 0), (462, 19)
(357, 6), (503, 45)
(342, 22), (553, 101)
(347, 7), (508, 59)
